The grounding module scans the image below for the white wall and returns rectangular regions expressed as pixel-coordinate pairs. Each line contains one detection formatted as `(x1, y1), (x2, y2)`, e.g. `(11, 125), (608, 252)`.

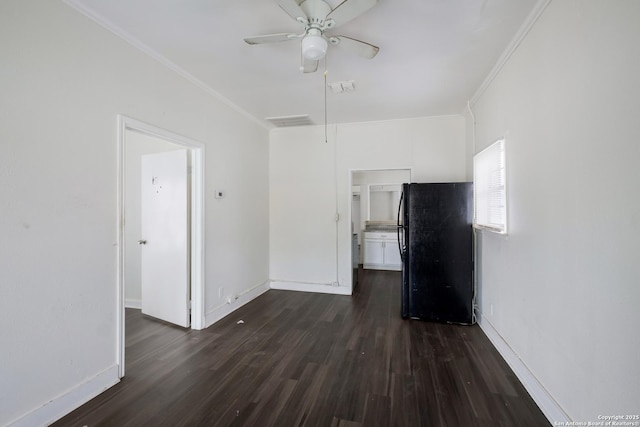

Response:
(270, 116), (466, 294)
(469, 0), (640, 422)
(0, 1), (269, 425)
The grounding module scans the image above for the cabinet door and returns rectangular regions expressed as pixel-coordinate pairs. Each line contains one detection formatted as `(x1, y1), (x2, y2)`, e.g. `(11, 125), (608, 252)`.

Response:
(383, 239), (402, 266)
(364, 239), (384, 265)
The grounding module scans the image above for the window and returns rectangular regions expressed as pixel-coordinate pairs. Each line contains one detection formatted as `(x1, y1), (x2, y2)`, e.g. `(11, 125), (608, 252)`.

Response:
(473, 138), (507, 233)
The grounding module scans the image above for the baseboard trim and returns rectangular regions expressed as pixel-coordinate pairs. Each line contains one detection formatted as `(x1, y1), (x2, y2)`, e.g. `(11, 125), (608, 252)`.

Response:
(9, 365), (120, 427)
(362, 264), (401, 271)
(269, 280), (352, 295)
(124, 298), (141, 309)
(477, 313), (570, 424)
(204, 281), (270, 328)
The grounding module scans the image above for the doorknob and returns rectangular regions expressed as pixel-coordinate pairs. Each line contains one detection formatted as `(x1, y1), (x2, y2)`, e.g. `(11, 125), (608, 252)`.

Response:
(138, 240), (147, 245)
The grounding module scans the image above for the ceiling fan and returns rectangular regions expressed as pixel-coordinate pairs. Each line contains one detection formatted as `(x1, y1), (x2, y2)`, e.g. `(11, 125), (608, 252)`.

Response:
(244, 0), (380, 73)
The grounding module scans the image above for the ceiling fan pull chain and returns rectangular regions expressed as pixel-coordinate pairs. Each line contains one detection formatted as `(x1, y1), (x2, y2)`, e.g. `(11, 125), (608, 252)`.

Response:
(324, 54), (328, 143)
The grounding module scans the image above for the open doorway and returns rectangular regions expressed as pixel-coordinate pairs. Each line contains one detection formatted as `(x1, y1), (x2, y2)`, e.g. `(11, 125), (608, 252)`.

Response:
(349, 168), (411, 291)
(116, 116), (205, 378)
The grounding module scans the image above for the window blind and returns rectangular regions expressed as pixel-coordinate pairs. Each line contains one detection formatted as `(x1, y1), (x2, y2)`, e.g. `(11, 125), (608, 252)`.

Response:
(473, 138), (506, 233)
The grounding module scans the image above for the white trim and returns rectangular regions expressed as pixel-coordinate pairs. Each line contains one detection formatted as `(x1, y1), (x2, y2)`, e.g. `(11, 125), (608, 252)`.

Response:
(63, 0), (268, 131)
(477, 312), (570, 425)
(362, 264), (402, 271)
(469, 0), (552, 107)
(204, 281), (271, 328)
(190, 133), (206, 331)
(270, 280), (352, 295)
(116, 115), (126, 379)
(125, 299), (142, 309)
(8, 365), (119, 427)
(116, 115), (206, 379)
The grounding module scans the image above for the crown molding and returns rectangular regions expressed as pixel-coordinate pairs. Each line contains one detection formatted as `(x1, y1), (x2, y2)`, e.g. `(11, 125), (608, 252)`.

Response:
(63, 0), (269, 130)
(469, 0), (552, 107)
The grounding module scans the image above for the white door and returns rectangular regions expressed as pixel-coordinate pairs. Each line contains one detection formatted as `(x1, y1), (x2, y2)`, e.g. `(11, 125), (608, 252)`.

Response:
(140, 149), (190, 327)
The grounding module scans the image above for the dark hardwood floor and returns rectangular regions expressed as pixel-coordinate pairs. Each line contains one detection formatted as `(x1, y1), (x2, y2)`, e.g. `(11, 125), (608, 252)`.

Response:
(53, 269), (549, 427)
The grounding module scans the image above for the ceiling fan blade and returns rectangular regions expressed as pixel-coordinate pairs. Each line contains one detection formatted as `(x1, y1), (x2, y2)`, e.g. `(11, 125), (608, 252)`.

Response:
(244, 33), (299, 45)
(301, 56), (319, 73)
(276, 0), (308, 23)
(331, 35), (379, 59)
(325, 0), (378, 28)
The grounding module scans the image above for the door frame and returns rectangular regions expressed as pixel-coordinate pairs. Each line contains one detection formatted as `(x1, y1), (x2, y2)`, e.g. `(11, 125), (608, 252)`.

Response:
(347, 168), (412, 294)
(116, 115), (206, 378)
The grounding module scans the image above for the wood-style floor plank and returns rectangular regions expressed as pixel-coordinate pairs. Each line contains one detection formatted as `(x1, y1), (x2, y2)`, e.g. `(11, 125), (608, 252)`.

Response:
(52, 269), (550, 427)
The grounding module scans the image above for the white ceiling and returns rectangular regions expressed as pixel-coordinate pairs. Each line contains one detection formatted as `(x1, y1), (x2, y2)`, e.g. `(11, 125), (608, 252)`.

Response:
(66, 0), (540, 128)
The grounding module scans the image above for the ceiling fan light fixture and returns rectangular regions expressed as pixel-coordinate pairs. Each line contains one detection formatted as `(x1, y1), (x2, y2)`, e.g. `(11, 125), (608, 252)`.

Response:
(244, 0), (380, 70)
(301, 31), (327, 61)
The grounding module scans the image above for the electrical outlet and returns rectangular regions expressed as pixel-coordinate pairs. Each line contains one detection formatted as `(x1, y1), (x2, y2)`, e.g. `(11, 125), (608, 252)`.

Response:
(219, 287), (224, 298)
(490, 304), (494, 316)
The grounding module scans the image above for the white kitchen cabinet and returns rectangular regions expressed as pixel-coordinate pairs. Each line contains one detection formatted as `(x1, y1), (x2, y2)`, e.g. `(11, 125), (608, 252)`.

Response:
(363, 232), (402, 271)
(364, 239), (384, 265)
(383, 239), (402, 267)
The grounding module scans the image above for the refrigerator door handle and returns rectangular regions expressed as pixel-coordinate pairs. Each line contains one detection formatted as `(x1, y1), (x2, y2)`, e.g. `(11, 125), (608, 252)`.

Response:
(397, 190), (404, 261)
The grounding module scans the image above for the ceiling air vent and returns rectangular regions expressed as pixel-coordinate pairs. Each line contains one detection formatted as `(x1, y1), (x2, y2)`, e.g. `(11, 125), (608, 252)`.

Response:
(328, 80), (355, 94)
(265, 114), (314, 128)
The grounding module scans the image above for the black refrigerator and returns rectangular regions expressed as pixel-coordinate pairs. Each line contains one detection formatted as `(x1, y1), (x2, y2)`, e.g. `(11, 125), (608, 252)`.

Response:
(398, 182), (474, 324)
